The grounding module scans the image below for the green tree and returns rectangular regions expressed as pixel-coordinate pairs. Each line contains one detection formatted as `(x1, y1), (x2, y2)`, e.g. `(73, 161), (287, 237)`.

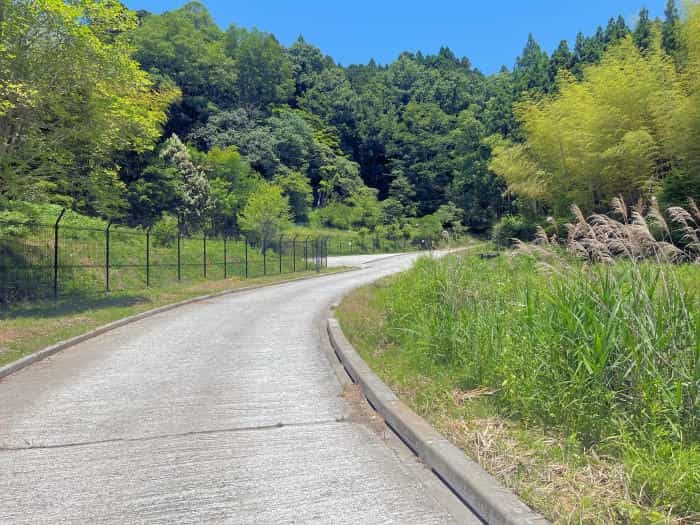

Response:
(126, 162), (181, 227)
(298, 67), (358, 151)
(160, 134), (212, 229)
(289, 36), (335, 97)
(388, 174), (418, 217)
(491, 37), (685, 214)
(633, 8), (654, 51)
(381, 102), (457, 214)
(0, 0), (176, 215)
(662, 0), (682, 57)
(131, 2), (234, 135)
(669, 1), (700, 196)
(204, 146), (261, 232)
(513, 34), (551, 93)
(605, 16), (630, 45)
(268, 108), (315, 173)
(346, 186), (382, 229)
(448, 110), (506, 231)
(275, 171), (313, 222)
(225, 27), (295, 109)
(571, 29), (608, 76)
(482, 67), (518, 136)
(550, 40), (573, 80)
(238, 184), (292, 241)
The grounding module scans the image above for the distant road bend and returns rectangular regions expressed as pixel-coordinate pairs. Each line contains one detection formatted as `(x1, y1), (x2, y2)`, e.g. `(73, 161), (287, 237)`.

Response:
(0, 252), (480, 524)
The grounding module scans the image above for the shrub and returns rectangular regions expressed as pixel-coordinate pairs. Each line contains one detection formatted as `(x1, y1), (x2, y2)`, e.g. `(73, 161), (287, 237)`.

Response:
(151, 214), (179, 247)
(491, 214), (537, 247)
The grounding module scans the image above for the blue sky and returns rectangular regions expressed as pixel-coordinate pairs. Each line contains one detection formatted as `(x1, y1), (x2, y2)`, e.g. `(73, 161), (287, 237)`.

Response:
(125, 1), (668, 74)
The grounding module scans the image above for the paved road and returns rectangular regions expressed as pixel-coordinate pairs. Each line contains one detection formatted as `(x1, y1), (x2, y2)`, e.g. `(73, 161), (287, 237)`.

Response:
(0, 253), (478, 524)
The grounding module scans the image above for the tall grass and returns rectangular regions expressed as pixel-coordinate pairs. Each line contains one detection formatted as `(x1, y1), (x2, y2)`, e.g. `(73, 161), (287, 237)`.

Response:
(373, 202), (699, 516)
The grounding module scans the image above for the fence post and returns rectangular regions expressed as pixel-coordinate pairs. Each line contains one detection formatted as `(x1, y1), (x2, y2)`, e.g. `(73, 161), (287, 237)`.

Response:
(263, 238), (267, 276)
(244, 237), (248, 279)
(105, 221), (113, 292)
(223, 234), (227, 279)
(325, 238), (328, 268)
(146, 227), (151, 287)
(279, 234), (283, 274)
(305, 236), (309, 271)
(315, 238), (321, 273)
(177, 226), (181, 282)
(203, 232), (207, 279)
(292, 235), (298, 273)
(53, 208), (66, 299)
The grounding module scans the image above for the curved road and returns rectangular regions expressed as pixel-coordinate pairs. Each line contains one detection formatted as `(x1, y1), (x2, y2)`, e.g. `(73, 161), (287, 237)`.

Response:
(0, 253), (478, 524)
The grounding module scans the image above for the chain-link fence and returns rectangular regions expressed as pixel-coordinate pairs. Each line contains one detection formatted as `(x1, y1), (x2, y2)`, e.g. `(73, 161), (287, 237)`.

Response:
(0, 217), (329, 302)
(0, 210), (447, 302)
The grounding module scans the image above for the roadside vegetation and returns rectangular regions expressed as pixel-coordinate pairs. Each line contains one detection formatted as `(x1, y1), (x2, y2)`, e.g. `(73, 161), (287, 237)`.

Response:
(337, 200), (699, 523)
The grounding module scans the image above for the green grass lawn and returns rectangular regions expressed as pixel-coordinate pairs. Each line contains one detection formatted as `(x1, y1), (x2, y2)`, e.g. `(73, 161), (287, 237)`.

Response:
(337, 251), (699, 524)
(0, 268), (348, 369)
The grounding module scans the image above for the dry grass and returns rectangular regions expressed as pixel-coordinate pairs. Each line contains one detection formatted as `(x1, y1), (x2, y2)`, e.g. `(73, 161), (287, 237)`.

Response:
(433, 407), (677, 524)
(524, 197), (700, 264)
(385, 368), (675, 524)
(342, 383), (389, 437)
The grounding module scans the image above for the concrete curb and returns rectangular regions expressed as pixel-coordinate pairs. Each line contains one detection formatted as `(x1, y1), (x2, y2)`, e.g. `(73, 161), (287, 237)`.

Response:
(326, 318), (549, 525)
(0, 269), (358, 381)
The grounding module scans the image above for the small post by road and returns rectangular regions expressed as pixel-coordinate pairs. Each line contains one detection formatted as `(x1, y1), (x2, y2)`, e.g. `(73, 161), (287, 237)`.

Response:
(279, 234), (283, 274)
(315, 238), (321, 273)
(223, 235), (227, 279)
(177, 221), (182, 282)
(244, 237), (248, 279)
(146, 227), (151, 287)
(292, 235), (298, 273)
(305, 236), (310, 271)
(323, 238), (328, 269)
(263, 238), (267, 276)
(203, 232), (207, 279)
(105, 221), (113, 292)
(53, 208), (66, 299)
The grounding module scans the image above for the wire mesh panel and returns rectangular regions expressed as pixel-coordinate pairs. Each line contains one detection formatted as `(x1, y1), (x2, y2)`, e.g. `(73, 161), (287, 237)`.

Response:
(205, 236), (226, 281)
(0, 222), (54, 301)
(245, 239), (267, 279)
(280, 239), (301, 274)
(178, 235), (205, 282)
(57, 225), (106, 296)
(109, 227), (147, 292)
(149, 230), (179, 287)
(224, 238), (247, 279)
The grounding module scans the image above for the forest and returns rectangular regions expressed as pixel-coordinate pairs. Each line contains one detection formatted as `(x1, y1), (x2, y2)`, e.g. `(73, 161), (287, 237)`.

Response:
(1, 2), (699, 520)
(1, 0), (699, 243)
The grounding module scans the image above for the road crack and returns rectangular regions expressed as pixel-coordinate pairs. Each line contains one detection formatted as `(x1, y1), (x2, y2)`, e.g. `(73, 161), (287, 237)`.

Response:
(0, 418), (347, 452)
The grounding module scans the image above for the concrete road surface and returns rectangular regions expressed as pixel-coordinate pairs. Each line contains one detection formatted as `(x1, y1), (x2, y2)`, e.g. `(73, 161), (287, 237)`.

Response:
(0, 253), (480, 524)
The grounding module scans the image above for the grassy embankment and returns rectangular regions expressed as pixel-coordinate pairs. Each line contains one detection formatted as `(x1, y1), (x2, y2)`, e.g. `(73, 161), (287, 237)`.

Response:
(337, 251), (699, 524)
(0, 267), (347, 369)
